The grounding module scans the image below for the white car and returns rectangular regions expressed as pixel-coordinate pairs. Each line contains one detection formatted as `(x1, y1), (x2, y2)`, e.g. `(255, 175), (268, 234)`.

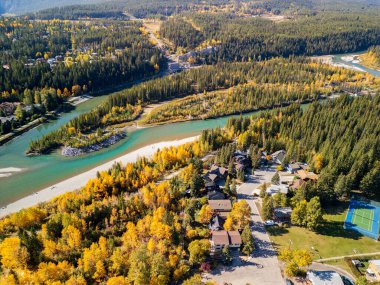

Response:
(264, 220), (275, 226)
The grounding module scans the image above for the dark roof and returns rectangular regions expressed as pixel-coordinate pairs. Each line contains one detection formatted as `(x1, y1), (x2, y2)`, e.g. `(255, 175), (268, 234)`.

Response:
(208, 190), (225, 200)
(205, 181), (216, 187)
(274, 207), (292, 218)
(209, 214), (224, 230)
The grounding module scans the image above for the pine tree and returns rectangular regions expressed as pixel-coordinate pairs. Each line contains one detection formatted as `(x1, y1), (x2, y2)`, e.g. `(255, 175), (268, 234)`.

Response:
(241, 225), (255, 256)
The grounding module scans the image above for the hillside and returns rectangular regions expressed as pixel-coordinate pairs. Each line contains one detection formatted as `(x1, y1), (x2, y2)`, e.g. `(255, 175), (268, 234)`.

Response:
(0, 0), (104, 15)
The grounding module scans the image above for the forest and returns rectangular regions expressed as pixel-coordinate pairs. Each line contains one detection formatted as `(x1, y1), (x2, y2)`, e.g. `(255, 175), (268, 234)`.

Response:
(226, 95), (380, 201)
(160, 12), (380, 60)
(0, 18), (165, 136)
(359, 45), (380, 70)
(27, 61), (257, 154)
(1, 95), (378, 284)
(29, 57), (380, 154)
(142, 59), (380, 125)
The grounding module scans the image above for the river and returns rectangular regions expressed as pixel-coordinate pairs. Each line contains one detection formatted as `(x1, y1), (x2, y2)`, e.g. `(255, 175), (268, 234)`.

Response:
(0, 53), (378, 207)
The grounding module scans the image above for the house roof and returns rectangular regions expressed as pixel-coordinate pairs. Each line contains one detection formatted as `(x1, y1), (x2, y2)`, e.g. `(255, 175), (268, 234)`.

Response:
(228, 231), (242, 245)
(298, 170), (319, 181)
(205, 181), (216, 187)
(205, 173), (218, 182)
(369, 260), (380, 272)
(208, 200), (232, 211)
(209, 215), (225, 230)
(208, 190), (225, 200)
(307, 270), (344, 285)
(211, 230), (229, 246)
(274, 207), (292, 218)
(211, 165), (228, 176)
(291, 179), (305, 190)
(267, 185), (288, 195)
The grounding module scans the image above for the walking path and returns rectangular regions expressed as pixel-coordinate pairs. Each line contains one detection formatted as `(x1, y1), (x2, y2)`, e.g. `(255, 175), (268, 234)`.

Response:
(316, 251), (380, 262)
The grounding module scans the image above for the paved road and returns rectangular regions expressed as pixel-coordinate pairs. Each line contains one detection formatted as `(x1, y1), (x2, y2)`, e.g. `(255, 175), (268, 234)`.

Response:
(204, 169), (284, 284)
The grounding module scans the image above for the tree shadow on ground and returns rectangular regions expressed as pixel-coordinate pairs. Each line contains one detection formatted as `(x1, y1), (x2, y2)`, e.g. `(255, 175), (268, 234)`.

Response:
(265, 225), (289, 236)
(316, 220), (362, 240)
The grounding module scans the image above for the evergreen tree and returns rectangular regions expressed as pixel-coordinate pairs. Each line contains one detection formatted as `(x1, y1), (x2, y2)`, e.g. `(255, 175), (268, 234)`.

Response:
(271, 172), (280, 185)
(241, 225), (255, 256)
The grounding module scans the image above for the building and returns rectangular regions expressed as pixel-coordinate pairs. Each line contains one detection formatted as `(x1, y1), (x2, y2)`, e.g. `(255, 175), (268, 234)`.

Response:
(286, 162), (307, 174)
(205, 181), (219, 192)
(271, 150), (286, 165)
(210, 230), (242, 252)
(209, 214), (225, 231)
(274, 207), (292, 223)
(208, 190), (226, 200)
(307, 270), (344, 285)
(267, 184), (289, 195)
(297, 170), (319, 181)
(368, 260), (380, 281)
(208, 200), (232, 213)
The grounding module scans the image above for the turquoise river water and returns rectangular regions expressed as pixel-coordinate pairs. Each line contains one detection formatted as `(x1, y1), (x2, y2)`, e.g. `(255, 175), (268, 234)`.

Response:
(0, 53), (378, 207)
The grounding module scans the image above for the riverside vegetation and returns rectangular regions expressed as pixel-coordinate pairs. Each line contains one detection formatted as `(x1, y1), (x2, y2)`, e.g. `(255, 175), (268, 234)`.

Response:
(1, 95), (379, 284)
(0, 18), (165, 136)
(360, 45), (380, 70)
(29, 58), (380, 154)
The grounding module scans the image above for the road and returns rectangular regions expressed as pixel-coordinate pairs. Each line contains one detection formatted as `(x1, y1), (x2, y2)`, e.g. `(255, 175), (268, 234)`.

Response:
(203, 169), (285, 284)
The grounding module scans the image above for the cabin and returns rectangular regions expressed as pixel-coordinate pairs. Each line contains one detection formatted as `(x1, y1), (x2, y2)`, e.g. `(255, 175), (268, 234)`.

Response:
(210, 230), (242, 252)
(209, 214), (225, 231)
(368, 260), (380, 281)
(205, 181), (219, 192)
(208, 190), (226, 200)
(271, 150), (286, 165)
(274, 207), (292, 223)
(266, 184), (289, 195)
(208, 200), (232, 213)
(297, 170), (319, 182)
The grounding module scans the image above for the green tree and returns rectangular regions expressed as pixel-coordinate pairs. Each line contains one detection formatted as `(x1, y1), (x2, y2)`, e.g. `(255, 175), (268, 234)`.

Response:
(188, 239), (210, 266)
(14, 104), (25, 122)
(306, 197), (323, 231)
(241, 225), (255, 256)
(271, 172), (280, 185)
(360, 163), (380, 197)
(291, 200), (308, 227)
(183, 274), (203, 285)
(128, 245), (150, 284)
(262, 196), (274, 220)
(334, 174), (353, 197)
(222, 245), (232, 265)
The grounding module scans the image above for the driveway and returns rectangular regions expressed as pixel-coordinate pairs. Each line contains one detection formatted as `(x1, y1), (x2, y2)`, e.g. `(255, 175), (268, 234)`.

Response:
(203, 169), (285, 285)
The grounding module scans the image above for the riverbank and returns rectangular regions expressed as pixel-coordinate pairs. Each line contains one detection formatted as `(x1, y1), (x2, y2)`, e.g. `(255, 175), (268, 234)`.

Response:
(0, 136), (198, 218)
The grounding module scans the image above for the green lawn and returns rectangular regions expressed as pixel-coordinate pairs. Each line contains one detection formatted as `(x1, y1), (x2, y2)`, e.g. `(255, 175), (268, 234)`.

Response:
(267, 203), (380, 260)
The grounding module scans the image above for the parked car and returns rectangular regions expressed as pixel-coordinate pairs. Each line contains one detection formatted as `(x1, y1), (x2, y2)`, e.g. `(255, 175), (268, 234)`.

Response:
(264, 220), (275, 226)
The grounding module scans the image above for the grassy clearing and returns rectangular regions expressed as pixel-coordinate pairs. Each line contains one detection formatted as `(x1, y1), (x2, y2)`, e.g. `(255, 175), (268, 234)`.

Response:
(267, 202), (380, 260)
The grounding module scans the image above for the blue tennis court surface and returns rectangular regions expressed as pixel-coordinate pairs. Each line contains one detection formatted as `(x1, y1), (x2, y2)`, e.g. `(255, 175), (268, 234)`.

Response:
(344, 198), (380, 240)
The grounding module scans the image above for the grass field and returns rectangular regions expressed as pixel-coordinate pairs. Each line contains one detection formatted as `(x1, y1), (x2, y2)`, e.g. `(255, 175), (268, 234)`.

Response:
(267, 203), (380, 260)
(352, 208), (374, 231)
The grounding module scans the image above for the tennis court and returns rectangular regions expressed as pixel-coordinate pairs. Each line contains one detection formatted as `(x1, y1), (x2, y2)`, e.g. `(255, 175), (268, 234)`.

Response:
(352, 208), (374, 232)
(344, 197), (380, 240)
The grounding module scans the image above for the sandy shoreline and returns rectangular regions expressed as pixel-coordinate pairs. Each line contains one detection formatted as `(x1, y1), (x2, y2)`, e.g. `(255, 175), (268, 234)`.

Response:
(0, 136), (198, 218)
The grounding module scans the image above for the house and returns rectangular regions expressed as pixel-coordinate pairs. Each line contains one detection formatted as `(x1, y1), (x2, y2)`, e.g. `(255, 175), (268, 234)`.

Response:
(274, 207), (292, 223)
(368, 260), (380, 281)
(208, 200), (232, 213)
(210, 230), (242, 252)
(266, 185), (289, 195)
(307, 270), (344, 285)
(297, 170), (319, 181)
(228, 231), (242, 248)
(210, 165), (228, 179)
(211, 231), (230, 252)
(280, 174), (295, 185)
(209, 214), (225, 231)
(168, 61), (181, 74)
(208, 190), (226, 200)
(235, 163), (246, 172)
(204, 172), (219, 183)
(287, 162), (303, 174)
(205, 181), (219, 192)
(271, 150), (286, 165)
(290, 179), (305, 190)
